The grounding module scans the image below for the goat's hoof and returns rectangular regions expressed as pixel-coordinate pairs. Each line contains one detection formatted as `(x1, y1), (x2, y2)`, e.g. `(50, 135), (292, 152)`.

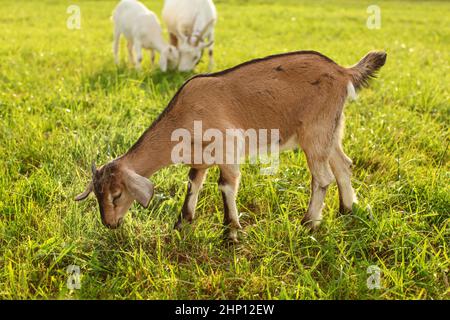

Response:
(174, 214), (194, 230)
(301, 215), (321, 230)
(173, 220), (182, 231)
(223, 228), (239, 244)
(234, 222), (243, 230)
(339, 204), (353, 215)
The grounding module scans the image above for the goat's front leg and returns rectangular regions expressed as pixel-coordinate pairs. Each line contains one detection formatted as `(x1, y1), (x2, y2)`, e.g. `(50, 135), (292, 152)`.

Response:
(174, 168), (208, 230)
(218, 164), (242, 242)
(149, 49), (155, 66)
(127, 40), (134, 65)
(133, 41), (143, 70)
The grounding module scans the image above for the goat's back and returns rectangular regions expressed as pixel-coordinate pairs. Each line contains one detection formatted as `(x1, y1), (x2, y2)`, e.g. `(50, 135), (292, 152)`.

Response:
(174, 52), (351, 139)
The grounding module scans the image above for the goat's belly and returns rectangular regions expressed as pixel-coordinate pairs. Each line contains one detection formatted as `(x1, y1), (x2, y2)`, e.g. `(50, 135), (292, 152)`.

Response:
(121, 28), (134, 41)
(217, 131), (298, 164)
(278, 134), (299, 152)
(172, 126), (299, 166)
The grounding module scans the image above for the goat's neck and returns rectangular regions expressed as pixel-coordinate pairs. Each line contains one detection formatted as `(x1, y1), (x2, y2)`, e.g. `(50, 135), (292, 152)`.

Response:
(152, 38), (169, 54)
(121, 118), (176, 178)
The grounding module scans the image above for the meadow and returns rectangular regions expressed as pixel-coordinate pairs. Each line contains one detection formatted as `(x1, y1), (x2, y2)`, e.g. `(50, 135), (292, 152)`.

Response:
(0, 0), (448, 299)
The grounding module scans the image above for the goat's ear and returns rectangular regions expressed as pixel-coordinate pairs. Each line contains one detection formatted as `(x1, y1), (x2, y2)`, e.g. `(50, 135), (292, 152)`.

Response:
(75, 182), (93, 201)
(124, 170), (154, 208)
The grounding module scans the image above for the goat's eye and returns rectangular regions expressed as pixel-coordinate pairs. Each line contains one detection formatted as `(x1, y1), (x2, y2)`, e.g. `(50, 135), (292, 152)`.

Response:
(113, 193), (122, 205)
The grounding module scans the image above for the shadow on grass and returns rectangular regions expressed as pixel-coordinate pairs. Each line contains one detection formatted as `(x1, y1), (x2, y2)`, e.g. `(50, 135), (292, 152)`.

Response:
(82, 63), (195, 96)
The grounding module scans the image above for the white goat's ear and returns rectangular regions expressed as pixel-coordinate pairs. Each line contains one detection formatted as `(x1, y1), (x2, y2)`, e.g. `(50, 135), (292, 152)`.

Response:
(75, 182), (93, 201)
(124, 170), (154, 208)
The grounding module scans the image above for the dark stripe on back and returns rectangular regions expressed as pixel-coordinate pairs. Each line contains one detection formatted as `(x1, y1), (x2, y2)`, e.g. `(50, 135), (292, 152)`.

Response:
(205, 50), (337, 78)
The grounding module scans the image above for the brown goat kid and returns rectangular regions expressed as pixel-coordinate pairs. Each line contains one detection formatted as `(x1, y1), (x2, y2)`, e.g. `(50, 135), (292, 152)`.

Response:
(75, 50), (387, 242)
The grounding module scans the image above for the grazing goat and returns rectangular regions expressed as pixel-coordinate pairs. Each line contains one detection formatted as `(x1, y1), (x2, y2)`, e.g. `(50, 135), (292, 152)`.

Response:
(162, 0), (217, 72)
(75, 50), (387, 242)
(113, 0), (179, 71)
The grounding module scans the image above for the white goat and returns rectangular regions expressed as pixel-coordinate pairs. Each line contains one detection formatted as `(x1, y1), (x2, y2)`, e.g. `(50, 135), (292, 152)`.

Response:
(162, 0), (217, 72)
(113, 0), (178, 71)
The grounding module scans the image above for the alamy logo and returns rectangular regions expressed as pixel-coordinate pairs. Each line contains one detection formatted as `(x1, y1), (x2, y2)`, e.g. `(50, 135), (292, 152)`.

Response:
(66, 265), (81, 290)
(366, 5), (381, 30)
(171, 121), (280, 174)
(367, 265), (382, 290)
(66, 5), (81, 30)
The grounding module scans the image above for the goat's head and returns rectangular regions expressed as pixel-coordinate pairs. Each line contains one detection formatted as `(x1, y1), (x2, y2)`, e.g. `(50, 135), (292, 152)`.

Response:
(176, 20), (214, 72)
(160, 45), (179, 72)
(75, 160), (154, 229)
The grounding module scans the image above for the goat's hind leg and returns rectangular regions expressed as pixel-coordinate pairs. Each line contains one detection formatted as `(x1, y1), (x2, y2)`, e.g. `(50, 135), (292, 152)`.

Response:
(302, 159), (334, 229)
(329, 143), (357, 214)
(299, 132), (335, 229)
(174, 168), (208, 230)
(328, 114), (357, 214)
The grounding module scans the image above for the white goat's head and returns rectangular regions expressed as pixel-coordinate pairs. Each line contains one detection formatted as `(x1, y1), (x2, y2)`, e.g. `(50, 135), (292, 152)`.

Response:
(176, 20), (214, 72)
(159, 45), (179, 72)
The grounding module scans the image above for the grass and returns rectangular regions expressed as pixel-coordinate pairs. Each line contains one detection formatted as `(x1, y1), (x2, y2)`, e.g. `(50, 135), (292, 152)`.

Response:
(0, 0), (449, 299)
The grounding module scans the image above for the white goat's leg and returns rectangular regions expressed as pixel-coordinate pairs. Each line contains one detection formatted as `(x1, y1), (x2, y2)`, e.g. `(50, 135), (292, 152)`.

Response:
(113, 29), (120, 65)
(218, 164), (242, 242)
(127, 40), (134, 65)
(133, 41), (143, 70)
(329, 144), (357, 213)
(150, 49), (155, 66)
(174, 168), (208, 230)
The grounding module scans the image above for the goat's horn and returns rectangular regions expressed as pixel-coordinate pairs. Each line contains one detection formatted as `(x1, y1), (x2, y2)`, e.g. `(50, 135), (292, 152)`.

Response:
(91, 161), (97, 176)
(195, 19), (215, 46)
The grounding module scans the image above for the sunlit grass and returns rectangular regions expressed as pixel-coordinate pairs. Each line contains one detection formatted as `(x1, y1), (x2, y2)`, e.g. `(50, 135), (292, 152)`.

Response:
(0, 0), (448, 299)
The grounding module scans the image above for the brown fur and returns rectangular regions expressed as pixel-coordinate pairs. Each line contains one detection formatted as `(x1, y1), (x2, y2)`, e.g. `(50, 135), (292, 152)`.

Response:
(348, 51), (387, 90)
(169, 32), (178, 48)
(76, 50), (387, 237)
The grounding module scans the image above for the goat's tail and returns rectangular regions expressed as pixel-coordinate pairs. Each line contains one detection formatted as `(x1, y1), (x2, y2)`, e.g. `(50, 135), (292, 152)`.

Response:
(347, 51), (387, 91)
